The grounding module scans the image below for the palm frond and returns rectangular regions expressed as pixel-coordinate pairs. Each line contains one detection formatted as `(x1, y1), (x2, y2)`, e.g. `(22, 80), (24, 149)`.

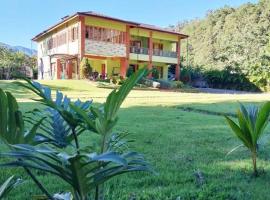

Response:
(0, 88), (45, 145)
(0, 144), (152, 198)
(0, 176), (22, 199)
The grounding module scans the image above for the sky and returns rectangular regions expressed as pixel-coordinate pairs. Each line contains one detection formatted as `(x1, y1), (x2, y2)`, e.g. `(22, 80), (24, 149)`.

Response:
(0, 0), (258, 49)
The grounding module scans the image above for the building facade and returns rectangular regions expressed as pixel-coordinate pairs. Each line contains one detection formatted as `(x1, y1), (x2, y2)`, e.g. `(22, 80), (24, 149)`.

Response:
(32, 12), (188, 80)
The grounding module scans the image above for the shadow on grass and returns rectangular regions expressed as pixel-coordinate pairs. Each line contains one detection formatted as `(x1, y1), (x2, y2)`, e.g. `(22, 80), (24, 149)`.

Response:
(0, 82), (30, 95)
(41, 84), (91, 92)
(3, 99), (270, 199)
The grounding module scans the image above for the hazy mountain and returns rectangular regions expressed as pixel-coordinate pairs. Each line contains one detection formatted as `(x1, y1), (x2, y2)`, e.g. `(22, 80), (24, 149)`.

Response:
(0, 42), (37, 56)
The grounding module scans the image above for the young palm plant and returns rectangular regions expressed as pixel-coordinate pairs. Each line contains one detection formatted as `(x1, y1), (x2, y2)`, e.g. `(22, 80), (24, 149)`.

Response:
(0, 176), (22, 199)
(0, 68), (152, 200)
(225, 102), (270, 176)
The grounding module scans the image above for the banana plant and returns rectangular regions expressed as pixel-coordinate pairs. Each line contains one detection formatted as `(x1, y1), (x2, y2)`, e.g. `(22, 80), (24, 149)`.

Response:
(0, 68), (152, 200)
(225, 102), (270, 176)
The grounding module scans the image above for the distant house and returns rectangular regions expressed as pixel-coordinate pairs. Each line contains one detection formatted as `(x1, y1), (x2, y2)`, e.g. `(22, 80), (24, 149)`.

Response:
(32, 12), (188, 80)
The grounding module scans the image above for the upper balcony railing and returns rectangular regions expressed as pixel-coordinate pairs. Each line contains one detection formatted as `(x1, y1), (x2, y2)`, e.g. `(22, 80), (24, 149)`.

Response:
(130, 46), (149, 55)
(153, 49), (177, 58)
(130, 46), (177, 58)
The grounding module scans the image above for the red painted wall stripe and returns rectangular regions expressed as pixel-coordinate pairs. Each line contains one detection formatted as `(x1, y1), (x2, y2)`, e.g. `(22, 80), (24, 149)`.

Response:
(56, 59), (61, 79)
(148, 31), (153, 78)
(175, 36), (181, 81)
(80, 16), (85, 58)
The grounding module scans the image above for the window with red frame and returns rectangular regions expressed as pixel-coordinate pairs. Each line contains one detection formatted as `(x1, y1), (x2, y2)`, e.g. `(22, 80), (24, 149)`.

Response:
(70, 27), (78, 41)
(47, 32), (67, 50)
(85, 25), (126, 44)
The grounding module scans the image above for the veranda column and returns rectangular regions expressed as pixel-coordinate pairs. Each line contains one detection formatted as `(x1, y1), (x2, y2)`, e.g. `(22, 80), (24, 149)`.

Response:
(120, 58), (128, 77)
(148, 31), (153, 78)
(126, 25), (130, 71)
(56, 59), (61, 79)
(67, 60), (73, 79)
(175, 36), (181, 81)
(120, 25), (130, 77)
(78, 15), (85, 79)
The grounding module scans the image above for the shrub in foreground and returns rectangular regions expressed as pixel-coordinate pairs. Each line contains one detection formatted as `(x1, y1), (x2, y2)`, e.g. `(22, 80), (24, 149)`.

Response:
(0, 68), (152, 199)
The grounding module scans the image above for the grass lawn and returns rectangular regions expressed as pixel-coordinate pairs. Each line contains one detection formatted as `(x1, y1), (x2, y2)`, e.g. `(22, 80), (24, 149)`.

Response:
(1, 80), (270, 199)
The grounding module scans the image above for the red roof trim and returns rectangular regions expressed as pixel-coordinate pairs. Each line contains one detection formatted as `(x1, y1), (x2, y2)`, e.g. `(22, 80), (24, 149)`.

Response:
(32, 12), (188, 41)
(32, 14), (78, 41)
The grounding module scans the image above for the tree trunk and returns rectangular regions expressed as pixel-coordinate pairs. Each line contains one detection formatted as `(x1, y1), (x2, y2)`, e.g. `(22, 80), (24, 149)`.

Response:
(252, 150), (258, 177)
(95, 185), (104, 200)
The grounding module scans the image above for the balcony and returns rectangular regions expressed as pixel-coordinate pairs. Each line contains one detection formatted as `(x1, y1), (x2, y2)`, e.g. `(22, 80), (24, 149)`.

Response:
(129, 46), (177, 58)
(153, 49), (177, 58)
(130, 46), (149, 55)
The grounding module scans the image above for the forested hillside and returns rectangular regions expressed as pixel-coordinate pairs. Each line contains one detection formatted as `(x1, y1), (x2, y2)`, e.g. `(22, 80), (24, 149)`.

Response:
(0, 46), (37, 79)
(173, 0), (270, 90)
(177, 0), (270, 70)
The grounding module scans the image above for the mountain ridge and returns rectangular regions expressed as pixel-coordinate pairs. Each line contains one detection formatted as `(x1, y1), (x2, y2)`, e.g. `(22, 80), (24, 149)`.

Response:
(0, 42), (37, 56)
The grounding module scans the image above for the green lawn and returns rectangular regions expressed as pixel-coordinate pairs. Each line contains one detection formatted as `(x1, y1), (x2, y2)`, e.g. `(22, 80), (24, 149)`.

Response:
(1, 80), (270, 199)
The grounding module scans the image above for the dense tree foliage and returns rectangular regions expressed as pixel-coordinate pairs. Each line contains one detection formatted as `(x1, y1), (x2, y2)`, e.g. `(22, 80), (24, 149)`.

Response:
(0, 46), (37, 79)
(170, 0), (270, 90)
(0, 47), (36, 69)
(176, 0), (270, 72)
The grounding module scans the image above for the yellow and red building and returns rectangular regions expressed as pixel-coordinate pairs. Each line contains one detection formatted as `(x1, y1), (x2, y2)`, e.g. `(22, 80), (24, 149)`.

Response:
(32, 12), (188, 80)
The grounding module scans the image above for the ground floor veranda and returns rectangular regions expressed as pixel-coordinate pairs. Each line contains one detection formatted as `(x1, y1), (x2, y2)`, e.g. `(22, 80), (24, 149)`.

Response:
(40, 54), (172, 80)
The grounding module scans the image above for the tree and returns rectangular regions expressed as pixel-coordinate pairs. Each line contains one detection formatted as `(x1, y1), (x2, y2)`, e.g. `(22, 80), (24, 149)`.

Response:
(0, 47), (37, 79)
(175, 1), (270, 72)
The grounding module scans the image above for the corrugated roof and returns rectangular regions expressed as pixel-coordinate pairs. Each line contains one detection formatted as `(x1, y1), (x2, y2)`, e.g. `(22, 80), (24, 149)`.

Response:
(32, 11), (188, 41)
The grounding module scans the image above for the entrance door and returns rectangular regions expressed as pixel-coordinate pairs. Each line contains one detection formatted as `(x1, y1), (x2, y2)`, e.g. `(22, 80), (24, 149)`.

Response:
(67, 61), (73, 79)
(101, 64), (106, 79)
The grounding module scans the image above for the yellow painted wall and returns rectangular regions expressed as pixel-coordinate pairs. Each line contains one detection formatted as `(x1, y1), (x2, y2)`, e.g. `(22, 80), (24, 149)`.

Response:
(162, 65), (168, 80)
(152, 62), (168, 80)
(130, 28), (150, 37)
(128, 60), (168, 80)
(86, 57), (170, 79)
(129, 53), (149, 61)
(85, 58), (121, 78)
(130, 28), (178, 42)
(85, 16), (126, 31)
(107, 59), (121, 77)
(88, 59), (104, 74)
(152, 56), (177, 64)
(130, 36), (149, 47)
(152, 31), (178, 41)
(129, 60), (148, 68)
(152, 38), (176, 51)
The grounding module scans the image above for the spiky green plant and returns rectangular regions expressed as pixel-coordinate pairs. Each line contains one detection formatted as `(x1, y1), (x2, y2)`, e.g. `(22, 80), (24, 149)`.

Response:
(0, 176), (22, 199)
(0, 68), (152, 200)
(225, 102), (270, 176)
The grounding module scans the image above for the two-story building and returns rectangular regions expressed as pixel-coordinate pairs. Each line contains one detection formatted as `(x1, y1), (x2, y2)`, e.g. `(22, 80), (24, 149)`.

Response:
(32, 12), (188, 80)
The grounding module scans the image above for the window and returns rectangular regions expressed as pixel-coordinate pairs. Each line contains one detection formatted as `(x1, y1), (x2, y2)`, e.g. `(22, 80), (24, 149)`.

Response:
(70, 27), (78, 41)
(47, 38), (53, 50)
(85, 25), (126, 44)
